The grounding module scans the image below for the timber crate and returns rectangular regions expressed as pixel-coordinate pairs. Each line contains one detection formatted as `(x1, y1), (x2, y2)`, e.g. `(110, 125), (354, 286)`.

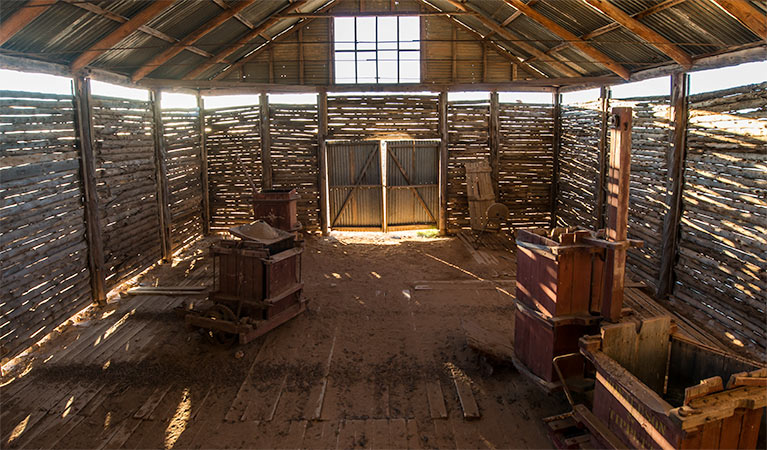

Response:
(210, 239), (303, 320)
(516, 229), (602, 317)
(253, 188), (300, 231)
(579, 317), (766, 449)
(513, 302), (600, 385)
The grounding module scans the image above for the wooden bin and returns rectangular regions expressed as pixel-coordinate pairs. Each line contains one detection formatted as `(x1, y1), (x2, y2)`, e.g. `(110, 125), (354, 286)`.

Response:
(253, 188), (300, 231)
(210, 239), (303, 320)
(580, 317), (766, 449)
(516, 229), (601, 317)
(464, 160), (494, 231)
(514, 302), (600, 384)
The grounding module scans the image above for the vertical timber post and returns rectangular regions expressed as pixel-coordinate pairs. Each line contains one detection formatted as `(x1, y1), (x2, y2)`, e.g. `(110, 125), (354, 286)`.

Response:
(73, 76), (106, 303)
(438, 90), (449, 235)
(489, 91), (500, 200)
(550, 88), (562, 228)
(601, 107), (632, 322)
(260, 92), (273, 190)
(197, 92), (210, 235)
(150, 89), (172, 261)
(318, 90), (329, 235)
(657, 72), (689, 299)
(595, 85), (611, 230)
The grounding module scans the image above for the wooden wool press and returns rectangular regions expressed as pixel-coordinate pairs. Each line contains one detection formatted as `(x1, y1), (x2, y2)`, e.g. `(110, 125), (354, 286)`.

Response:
(512, 108), (766, 449)
(183, 221), (306, 345)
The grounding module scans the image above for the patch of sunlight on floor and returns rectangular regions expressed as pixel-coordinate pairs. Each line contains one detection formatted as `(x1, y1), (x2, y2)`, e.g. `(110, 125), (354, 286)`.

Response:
(329, 230), (448, 245)
(164, 388), (192, 449)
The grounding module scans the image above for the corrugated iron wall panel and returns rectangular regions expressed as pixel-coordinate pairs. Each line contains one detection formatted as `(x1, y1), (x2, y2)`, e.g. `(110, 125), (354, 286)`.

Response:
(327, 141), (383, 229)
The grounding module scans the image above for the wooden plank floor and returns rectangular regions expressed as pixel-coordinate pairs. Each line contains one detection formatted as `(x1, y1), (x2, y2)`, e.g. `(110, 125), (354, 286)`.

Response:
(2, 231), (715, 449)
(1, 234), (566, 449)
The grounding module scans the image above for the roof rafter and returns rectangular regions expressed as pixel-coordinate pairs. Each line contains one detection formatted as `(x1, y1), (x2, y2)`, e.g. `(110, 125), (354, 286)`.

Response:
(211, 0), (339, 81)
(182, 0), (312, 81)
(439, 0), (581, 78)
(418, 0), (550, 78)
(131, 0), (258, 82)
(63, 0), (212, 58)
(0, 0), (55, 46)
(711, 0), (767, 39)
(70, 1), (176, 72)
(501, 0), (631, 79)
(582, 0), (693, 69)
(209, 0), (269, 39)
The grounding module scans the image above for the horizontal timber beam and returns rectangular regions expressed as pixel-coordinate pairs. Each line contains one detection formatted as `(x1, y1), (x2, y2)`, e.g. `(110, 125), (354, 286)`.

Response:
(559, 43), (767, 92)
(137, 77), (624, 94)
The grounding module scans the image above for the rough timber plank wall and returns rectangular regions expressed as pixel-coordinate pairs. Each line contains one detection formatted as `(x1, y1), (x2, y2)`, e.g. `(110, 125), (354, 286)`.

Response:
(614, 97), (671, 292)
(556, 101), (601, 228)
(327, 95), (439, 140)
(498, 103), (555, 227)
(270, 103), (320, 230)
(162, 107), (203, 250)
(0, 90), (92, 361)
(205, 104), (262, 231)
(91, 96), (160, 289)
(447, 99), (490, 230)
(672, 82), (767, 355)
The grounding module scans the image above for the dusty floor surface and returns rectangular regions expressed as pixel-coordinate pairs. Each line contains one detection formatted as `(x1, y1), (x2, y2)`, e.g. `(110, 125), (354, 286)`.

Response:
(1, 232), (569, 449)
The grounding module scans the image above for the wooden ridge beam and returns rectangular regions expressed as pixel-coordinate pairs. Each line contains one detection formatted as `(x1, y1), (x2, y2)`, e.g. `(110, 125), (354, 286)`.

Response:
(0, 0), (54, 46)
(211, 0), (337, 81)
(712, 0), (767, 39)
(131, 0), (258, 82)
(502, 0), (631, 79)
(71, 1), (175, 72)
(583, 0), (693, 69)
(63, 0), (211, 58)
(182, 0), (311, 80)
(439, 0), (581, 78)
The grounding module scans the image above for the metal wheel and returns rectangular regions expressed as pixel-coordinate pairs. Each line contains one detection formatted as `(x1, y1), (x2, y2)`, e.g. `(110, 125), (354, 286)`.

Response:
(202, 304), (238, 346)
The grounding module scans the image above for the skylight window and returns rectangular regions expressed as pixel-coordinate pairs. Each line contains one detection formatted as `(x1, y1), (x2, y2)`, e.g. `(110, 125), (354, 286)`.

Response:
(334, 16), (420, 84)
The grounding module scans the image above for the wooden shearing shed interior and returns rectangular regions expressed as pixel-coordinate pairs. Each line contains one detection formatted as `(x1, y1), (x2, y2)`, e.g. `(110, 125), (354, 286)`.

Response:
(1, 0), (766, 448)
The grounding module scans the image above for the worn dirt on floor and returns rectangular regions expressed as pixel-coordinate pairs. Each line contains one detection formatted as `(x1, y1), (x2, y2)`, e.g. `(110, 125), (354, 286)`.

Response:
(1, 231), (567, 449)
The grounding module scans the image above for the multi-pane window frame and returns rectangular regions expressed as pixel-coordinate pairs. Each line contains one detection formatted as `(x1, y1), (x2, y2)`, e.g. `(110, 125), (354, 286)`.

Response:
(334, 16), (420, 84)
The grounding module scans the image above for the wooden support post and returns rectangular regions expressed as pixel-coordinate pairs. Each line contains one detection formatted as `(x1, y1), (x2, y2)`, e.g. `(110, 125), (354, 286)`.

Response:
(150, 89), (173, 261)
(73, 76), (106, 303)
(601, 107), (632, 322)
(489, 91), (500, 198)
(197, 92), (210, 235)
(438, 91), (449, 235)
(595, 85), (610, 230)
(260, 92), (273, 190)
(318, 90), (329, 235)
(298, 27), (305, 85)
(451, 26), (458, 82)
(657, 72), (689, 299)
(550, 89), (562, 227)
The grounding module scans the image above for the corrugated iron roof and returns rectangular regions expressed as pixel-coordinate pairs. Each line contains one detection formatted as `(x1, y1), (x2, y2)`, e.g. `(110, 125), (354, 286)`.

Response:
(0, 0), (764, 83)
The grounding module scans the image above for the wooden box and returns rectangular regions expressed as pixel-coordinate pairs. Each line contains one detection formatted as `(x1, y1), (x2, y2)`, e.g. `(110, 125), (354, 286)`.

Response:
(516, 229), (600, 317)
(513, 303), (600, 383)
(580, 317), (766, 449)
(253, 188), (300, 231)
(210, 239), (303, 320)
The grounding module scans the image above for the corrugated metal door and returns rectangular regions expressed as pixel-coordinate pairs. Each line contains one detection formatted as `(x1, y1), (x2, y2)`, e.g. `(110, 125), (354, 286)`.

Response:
(327, 141), (383, 230)
(385, 140), (439, 228)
